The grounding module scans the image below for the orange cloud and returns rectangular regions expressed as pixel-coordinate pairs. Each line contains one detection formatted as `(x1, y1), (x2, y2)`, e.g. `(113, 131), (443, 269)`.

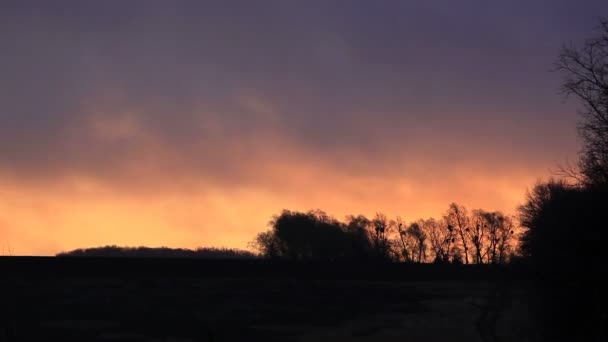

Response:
(0, 134), (546, 256)
(1, 2), (587, 255)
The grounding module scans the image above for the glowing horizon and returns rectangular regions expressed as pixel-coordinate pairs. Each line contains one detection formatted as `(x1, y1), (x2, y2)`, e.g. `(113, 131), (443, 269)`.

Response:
(1, 1), (604, 255)
(0, 146), (561, 256)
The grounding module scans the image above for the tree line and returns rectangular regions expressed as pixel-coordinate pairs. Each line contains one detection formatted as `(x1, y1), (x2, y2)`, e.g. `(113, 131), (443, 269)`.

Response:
(251, 204), (516, 264)
(57, 246), (257, 259)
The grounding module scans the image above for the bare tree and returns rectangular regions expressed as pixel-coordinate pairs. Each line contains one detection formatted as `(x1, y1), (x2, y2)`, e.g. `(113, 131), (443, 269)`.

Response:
(470, 210), (489, 264)
(393, 216), (412, 262)
(480, 211), (515, 264)
(370, 213), (392, 259)
(445, 203), (471, 264)
(496, 215), (516, 264)
(407, 221), (428, 263)
(556, 18), (608, 185)
(426, 218), (454, 263)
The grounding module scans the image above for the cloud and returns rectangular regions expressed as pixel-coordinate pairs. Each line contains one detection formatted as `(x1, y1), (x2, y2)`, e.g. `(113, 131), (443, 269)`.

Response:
(1, 0), (605, 254)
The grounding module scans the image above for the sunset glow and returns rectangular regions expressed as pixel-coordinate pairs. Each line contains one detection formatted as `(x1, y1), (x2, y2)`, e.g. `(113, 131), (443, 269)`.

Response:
(1, 1), (605, 255)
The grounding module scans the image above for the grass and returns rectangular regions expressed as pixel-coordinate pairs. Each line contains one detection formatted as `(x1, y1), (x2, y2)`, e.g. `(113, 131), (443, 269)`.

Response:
(0, 275), (537, 341)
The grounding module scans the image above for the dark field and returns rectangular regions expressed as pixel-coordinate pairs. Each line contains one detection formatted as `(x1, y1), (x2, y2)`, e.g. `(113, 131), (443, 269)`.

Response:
(0, 258), (536, 342)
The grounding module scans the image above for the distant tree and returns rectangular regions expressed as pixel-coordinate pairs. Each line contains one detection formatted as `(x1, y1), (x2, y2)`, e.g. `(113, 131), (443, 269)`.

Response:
(445, 203), (471, 264)
(393, 216), (412, 262)
(442, 205), (516, 265)
(450, 246), (464, 265)
(469, 210), (490, 264)
(556, 18), (608, 186)
(407, 221), (428, 263)
(427, 217), (454, 263)
(268, 210), (345, 260)
(253, 210), (382, 261)
(480, 211), (515, 264)
(344, 215), (375, 260)
(393, 217), (436, 263)
(370, 213), (392, 260)
(57, 246), (257, 259)
(252, 206), (515, 265)
(251, 231), (280, 258)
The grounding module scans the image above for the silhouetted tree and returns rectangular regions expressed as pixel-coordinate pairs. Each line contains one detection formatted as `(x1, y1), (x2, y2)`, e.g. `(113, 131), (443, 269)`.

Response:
(517, 21), (608, 338)
(57, 246), (257, 259)
(518, 179), (608, 340)
(252, 206), (515, 265)
(408, 221), (428, 263)
(469, 210), (489, 264)
(253, 210), (382, 261)
(344, 214), (375, 260)
(269, 210), (346, 260)
(427, 217), (454, 263)
(556, 18), (608, 186)
(251, 231), (280, 258)
(450, 246), (464, 265)
(445, 203), (471, 264)
(480, 211), (514, 264)
(370, 213), (393, 260)
(518, 180), (574, 264)
(393, 216), (412, 262)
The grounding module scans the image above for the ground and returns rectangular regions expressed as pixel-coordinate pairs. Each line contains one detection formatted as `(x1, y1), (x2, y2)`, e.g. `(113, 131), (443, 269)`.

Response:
(0, 272), (537, 342)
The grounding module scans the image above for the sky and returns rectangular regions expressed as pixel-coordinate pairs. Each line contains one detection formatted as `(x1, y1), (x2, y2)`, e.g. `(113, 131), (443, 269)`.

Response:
(1, 1), (607, 255)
